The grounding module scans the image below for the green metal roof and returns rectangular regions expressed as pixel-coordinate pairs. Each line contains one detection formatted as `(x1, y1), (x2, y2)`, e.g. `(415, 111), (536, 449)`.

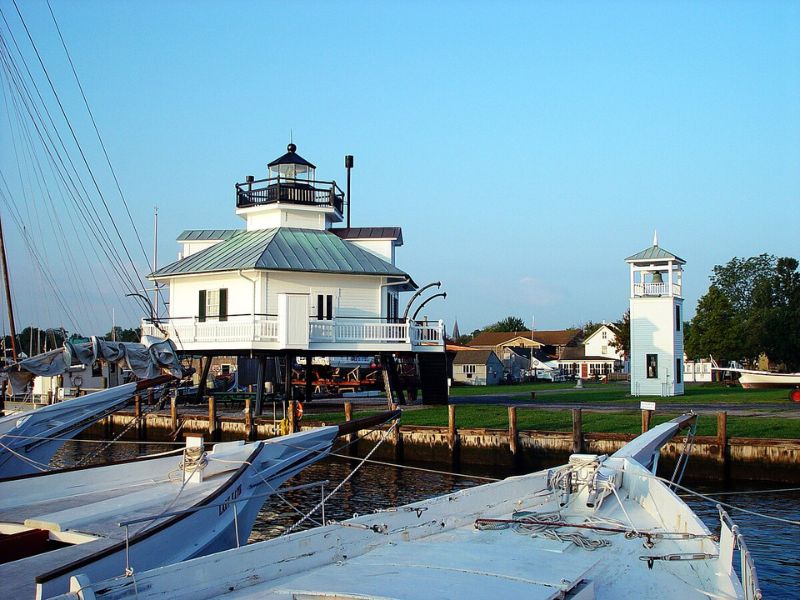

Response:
(176, 230), (238, 242)
(625, 244), (685, 264)
(152, 228), (416, 288)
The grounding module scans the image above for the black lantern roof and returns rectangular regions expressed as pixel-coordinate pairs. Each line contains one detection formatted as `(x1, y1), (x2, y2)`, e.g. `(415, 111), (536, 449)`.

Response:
(267, 143), (316, 169)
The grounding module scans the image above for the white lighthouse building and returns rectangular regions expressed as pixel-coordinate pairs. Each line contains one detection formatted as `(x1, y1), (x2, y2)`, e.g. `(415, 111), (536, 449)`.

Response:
(626, 234), (685, 396)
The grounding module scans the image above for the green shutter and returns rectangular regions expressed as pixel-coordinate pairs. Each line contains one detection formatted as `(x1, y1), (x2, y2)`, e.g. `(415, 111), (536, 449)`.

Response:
(198, 290), (206, 322)
(219, 288), (228, 322)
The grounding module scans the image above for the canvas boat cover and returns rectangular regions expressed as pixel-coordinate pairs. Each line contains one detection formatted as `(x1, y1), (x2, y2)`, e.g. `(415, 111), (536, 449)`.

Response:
(2, 336), (181, 395)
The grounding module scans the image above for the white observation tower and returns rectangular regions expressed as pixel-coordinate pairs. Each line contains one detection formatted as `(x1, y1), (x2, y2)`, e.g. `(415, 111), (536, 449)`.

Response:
(625, 233), (685, 397)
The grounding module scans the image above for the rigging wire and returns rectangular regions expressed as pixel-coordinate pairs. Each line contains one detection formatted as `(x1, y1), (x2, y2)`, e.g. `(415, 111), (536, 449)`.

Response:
(11, 0), (150, 300)
(0, 19), (150, 319)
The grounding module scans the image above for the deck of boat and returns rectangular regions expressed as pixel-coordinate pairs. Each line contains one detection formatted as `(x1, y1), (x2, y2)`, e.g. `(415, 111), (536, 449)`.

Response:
(0, 442), (255, 599)
(60, 457), (742, 600)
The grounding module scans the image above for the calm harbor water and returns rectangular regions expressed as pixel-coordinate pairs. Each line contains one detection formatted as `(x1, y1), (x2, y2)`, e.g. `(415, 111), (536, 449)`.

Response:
(54, 440), (799, 598)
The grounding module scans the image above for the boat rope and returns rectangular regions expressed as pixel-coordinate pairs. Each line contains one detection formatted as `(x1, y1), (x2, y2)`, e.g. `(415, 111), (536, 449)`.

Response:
(0, 438), (51, 471)
(476, 510), (612, 551)
(329, 452), (499, 482)
(284, 420), (399, 536)
(668, 418), (697, 490)
(647, 473), (800, 526)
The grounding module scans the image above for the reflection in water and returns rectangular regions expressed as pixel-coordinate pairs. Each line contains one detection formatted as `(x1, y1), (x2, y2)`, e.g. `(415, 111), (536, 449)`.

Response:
(51, 442), (797, 598)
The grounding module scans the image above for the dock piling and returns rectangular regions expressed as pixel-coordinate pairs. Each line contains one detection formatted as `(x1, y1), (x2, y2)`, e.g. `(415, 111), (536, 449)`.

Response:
(641, 409), (652, 433)
(208, 395), (218, 441)
(572, 408), (583, 454)
(170, 395), (178, 432)
(508, 406), (518, 456)
(717, 411), (728, 476)
(245, 398), (254, 441)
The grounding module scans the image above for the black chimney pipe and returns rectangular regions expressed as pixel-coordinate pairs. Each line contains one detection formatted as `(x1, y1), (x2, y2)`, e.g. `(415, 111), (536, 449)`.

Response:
(345, 155), (354, 228)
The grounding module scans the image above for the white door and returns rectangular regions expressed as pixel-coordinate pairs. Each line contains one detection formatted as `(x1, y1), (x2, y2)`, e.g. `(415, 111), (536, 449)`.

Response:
(279, 293), (309, 348)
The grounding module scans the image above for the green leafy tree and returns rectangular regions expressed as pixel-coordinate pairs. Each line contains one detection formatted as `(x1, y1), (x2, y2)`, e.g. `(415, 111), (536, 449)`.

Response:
(581, 321), (603, 339)
(104, 326), (141, 343)
(685, 286), (741, 361)
(483, 316), (528, 333)
(688, 255), (800, 369)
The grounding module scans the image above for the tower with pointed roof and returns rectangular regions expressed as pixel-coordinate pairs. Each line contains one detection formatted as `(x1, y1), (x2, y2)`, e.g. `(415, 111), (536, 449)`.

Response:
(625, 233), (685, 396)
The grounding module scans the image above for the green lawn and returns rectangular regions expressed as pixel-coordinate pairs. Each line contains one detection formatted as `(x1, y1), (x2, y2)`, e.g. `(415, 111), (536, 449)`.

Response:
(303, 402), (800, 439)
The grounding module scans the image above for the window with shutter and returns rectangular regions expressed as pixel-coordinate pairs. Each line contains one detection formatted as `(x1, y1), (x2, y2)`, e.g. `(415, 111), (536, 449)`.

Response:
(198, 290), (207, 322)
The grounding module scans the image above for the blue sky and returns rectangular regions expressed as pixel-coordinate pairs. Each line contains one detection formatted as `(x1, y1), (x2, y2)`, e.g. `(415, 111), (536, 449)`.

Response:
(1, 0), (798, 338)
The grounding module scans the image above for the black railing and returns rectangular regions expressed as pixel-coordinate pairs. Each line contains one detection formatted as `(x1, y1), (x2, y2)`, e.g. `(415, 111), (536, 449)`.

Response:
(235, 176), (344, 213)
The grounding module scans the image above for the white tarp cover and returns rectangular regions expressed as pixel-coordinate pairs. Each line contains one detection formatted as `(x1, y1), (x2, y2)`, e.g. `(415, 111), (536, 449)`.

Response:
(2, 336), (181, 395)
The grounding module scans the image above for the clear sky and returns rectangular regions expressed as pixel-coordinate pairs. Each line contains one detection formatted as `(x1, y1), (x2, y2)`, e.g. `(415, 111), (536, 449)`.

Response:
(1, 0), (798, 339)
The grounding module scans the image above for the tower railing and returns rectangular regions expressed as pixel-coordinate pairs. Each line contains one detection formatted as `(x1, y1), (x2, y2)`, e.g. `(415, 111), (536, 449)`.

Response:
(235, 176), (344, 213)
(633, 282), (682, 297)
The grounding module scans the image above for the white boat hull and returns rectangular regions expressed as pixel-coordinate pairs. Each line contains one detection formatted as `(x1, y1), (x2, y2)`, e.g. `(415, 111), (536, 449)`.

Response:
(737, 370), (800, 389)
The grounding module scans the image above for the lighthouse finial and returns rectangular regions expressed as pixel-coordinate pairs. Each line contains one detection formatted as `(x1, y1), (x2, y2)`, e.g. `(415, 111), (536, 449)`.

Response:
(653, 230), (659, 247)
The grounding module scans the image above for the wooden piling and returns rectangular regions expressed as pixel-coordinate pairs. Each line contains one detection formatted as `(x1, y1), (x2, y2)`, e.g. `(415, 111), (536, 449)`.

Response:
(245, 398), (254, 441)
(288, 400), (297, 434)
(448, 404), (457, 451)
(718, 411), (728, 476)
(170, 395), (178, 432)
(147, 388), (154, 406)
(508, 406), (518, 456)
(134, 394), (143, 439)
(208, 395), (217, 440)
(391, 403), (403, 460)
(344, 401), (354, 448)
(572, 408), (583, 454)
(641, 409), (652, 433)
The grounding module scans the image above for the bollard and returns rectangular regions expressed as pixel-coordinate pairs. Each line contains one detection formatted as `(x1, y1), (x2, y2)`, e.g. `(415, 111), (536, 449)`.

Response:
(508, 406), (518, 456)
(572, 408), (583, 454)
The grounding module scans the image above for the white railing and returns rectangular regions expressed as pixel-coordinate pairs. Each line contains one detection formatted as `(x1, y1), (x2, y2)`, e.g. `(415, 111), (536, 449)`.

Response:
(633, 283), (681, 297)
(143, 317), (443, 348)
(309, 320), (410, 344)
(410, 320), (444, 345)
(142, 317), (280, 344)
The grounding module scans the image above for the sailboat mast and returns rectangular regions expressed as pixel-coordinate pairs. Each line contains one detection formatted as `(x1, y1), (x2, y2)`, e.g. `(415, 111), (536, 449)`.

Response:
(0, 213), (18, 362)
(152, 206), (158, 321)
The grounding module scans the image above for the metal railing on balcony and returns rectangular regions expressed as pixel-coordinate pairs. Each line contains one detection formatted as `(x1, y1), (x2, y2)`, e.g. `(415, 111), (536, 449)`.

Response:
(235, 176), (344, 213)
(633, 282), (682, 297)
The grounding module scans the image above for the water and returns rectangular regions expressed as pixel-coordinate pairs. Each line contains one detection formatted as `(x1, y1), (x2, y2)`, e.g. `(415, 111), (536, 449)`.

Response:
(52, 441), (798, 598)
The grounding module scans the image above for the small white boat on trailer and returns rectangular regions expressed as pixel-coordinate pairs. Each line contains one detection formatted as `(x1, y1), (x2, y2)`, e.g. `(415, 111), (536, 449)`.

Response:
(0, 411), (398, 600)
(0, 375), (174, 479)
(733, 369), (800, 390)
(52, 413), (761, 600)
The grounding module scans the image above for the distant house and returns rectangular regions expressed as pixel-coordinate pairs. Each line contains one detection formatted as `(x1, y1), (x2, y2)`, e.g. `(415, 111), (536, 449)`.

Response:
(499, 347), (531, 383)
(468, 330), (582, 361)
(554, 324), (624, 379)
(452, 350), (503, 386)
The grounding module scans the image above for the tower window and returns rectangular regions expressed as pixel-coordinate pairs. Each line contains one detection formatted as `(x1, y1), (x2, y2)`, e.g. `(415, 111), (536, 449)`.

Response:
(676, 359), (682, 384)
(676, 305), (681, 331)
(646, 354), (658, 379)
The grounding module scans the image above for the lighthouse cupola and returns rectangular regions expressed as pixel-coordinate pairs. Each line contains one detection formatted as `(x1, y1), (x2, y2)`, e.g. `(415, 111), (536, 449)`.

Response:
(235, 144), (344, 231)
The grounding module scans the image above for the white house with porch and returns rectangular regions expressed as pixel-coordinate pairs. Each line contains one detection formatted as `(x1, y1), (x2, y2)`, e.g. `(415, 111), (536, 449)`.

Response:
(143, 145), (444, 357)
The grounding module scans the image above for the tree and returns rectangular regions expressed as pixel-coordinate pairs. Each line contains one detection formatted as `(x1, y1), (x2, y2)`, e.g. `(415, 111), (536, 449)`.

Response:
(688, 255), (800, 369)
(609, 310), (630, 358)
(483, 316), (528, 333)
(685, 286), (741, 361)
(581, 321), (604, 339)
(104, 326), (141, 343)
